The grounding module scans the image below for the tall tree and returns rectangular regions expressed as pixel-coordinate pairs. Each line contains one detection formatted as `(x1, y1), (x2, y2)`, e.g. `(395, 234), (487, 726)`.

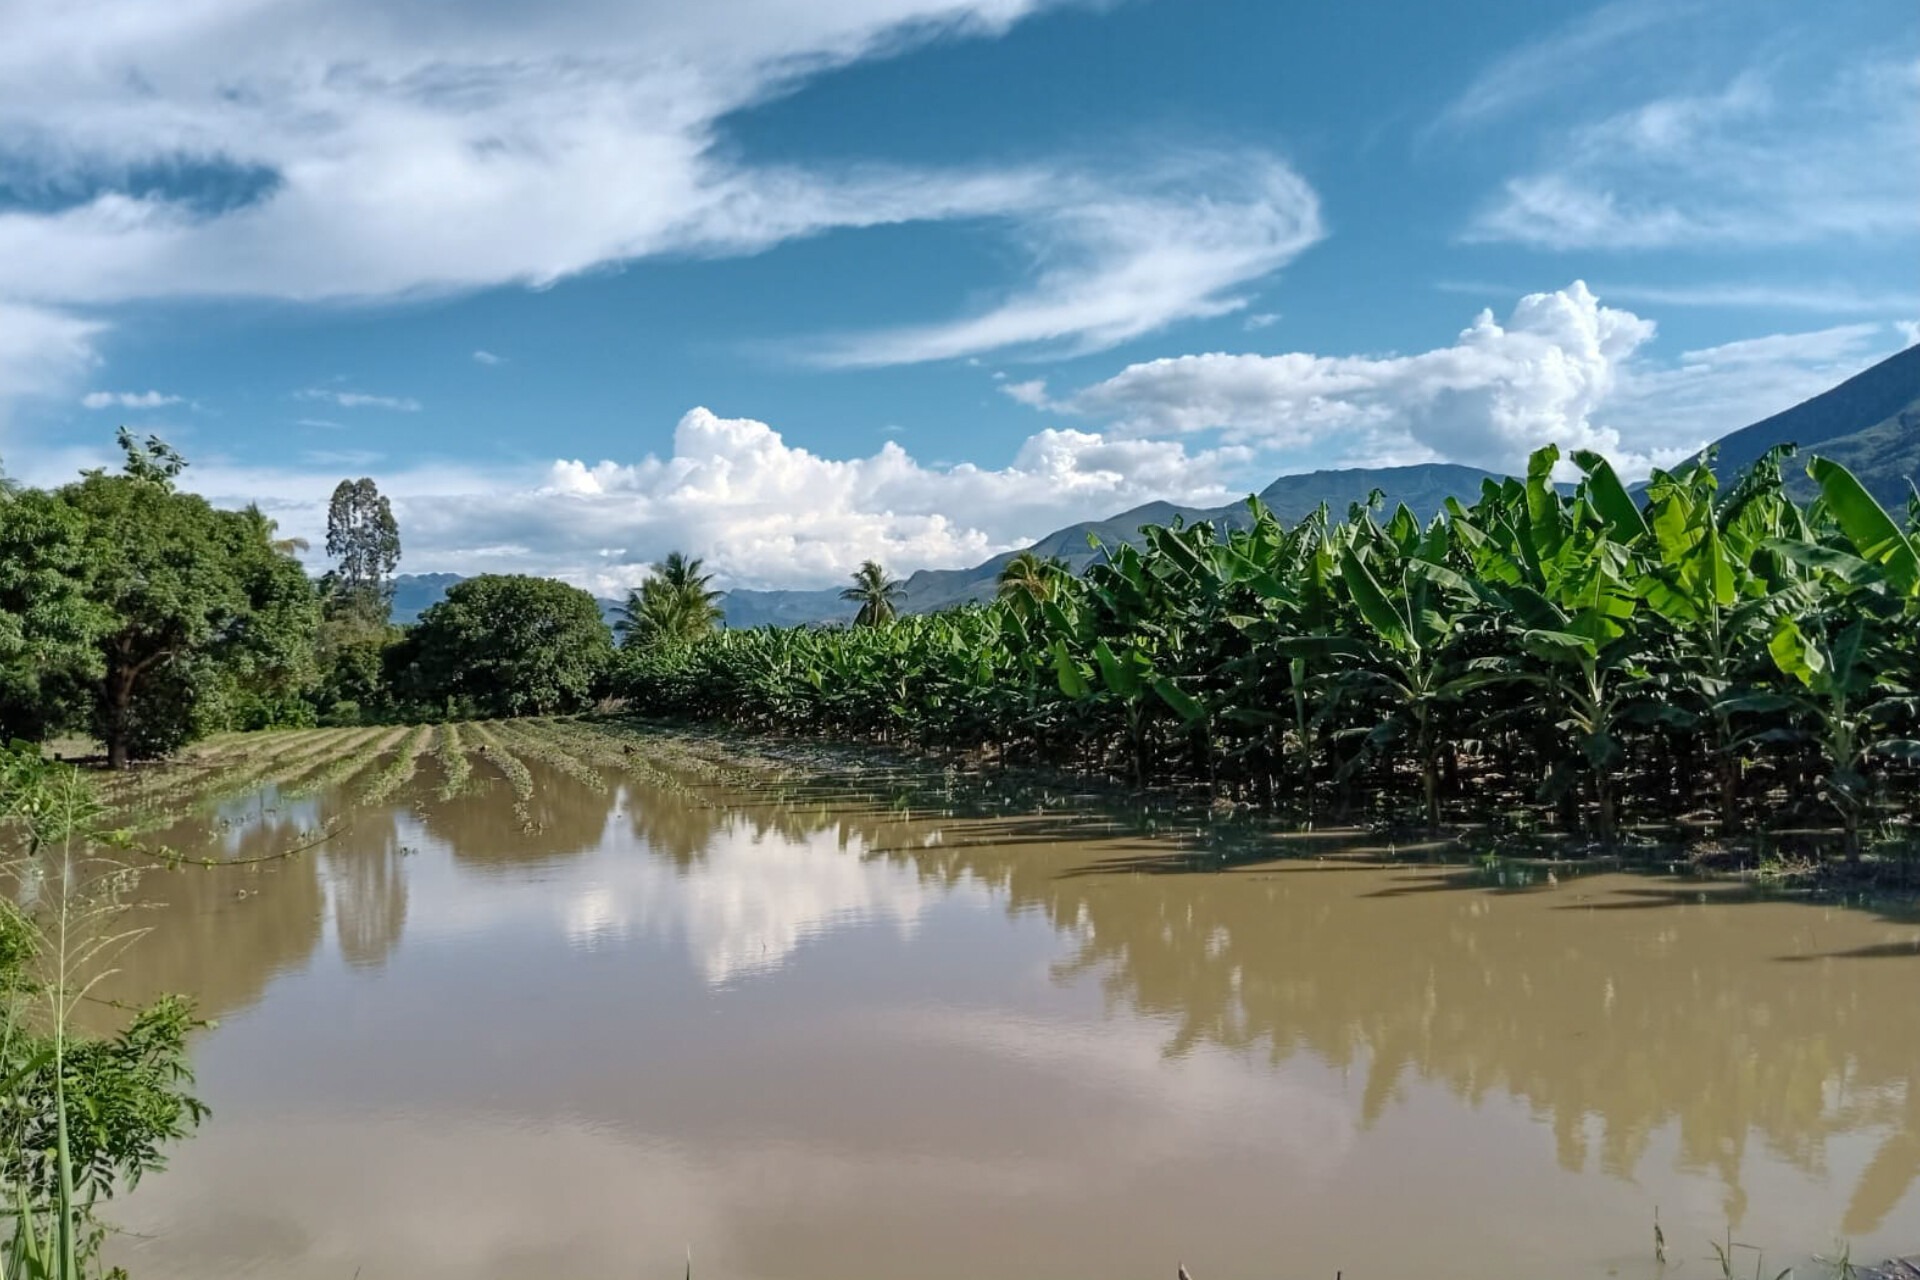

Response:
(614, 552), (724, 649)
(841, 560), (905, 627)
(324, 478), (401, 624)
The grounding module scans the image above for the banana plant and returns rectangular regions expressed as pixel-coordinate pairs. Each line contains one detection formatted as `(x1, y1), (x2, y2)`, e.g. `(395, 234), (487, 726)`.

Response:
(1726, 458), (1920, 854)
(1452, 447), (1652, 839)
(608, 445), (1920, 855)
(1734, 614), (1919, 856)
(1293, 518), (1479, 827)
(1635, 454), (1796, 830)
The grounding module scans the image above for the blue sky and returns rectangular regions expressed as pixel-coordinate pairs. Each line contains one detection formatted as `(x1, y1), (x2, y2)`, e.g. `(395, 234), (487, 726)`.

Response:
(1, 0), (1915, 591)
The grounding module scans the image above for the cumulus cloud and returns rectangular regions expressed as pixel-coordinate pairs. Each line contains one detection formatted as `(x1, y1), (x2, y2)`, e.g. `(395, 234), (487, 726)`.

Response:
(1471, 59), (1920, 249)
(0, 407), (1245, 592)
(1066, 282), (1656, 470)
(0, 0), (1320, 380)
(509, 407), (1248, 590)
(298, 389), (423, 412)
(1043, 285), (1912, 477)
(81, 389), (183, 409)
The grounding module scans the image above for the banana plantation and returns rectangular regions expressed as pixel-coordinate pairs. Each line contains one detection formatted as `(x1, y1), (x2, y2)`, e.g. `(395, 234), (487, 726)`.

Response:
(620, 446), (1920, 851)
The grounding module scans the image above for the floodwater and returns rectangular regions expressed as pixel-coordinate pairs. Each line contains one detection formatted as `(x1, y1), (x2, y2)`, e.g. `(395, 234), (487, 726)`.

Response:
(91, 740), (1920, 1278)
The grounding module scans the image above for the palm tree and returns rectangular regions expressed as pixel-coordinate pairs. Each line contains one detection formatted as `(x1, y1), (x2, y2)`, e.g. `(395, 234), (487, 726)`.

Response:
(616, 552), (724, 648)
(242, 502), (310, 555)
(841, 560), (905, 627)
(995, 550), (1065, 604)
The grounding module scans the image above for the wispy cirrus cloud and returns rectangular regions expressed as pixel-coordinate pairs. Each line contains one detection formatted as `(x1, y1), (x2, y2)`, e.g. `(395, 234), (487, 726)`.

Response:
(798, 156), (1322, 367)
(1432, 0), (1695, 134)
(81, 389), (183, 409)
(1458, 280), (1920, 315)
(1468, 58), (1920, 250)
(0, 0), (1320, 389)
(297, 388), (423, 412)
(472, 351), (505, 366)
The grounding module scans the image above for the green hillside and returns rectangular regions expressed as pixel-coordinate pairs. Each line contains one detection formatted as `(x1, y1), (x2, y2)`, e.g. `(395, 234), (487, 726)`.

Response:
(1707, 343), (1920, 506)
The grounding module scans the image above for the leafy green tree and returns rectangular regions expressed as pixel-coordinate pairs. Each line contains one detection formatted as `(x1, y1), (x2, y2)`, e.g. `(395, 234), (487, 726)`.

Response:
(614, 552), (723, 649)
(389, 574), (613, 718)
(54, 434), (320, 767)
(0, 490), (106, 743)
(324, 477), (401, 626)
(841, 560), (905, 627)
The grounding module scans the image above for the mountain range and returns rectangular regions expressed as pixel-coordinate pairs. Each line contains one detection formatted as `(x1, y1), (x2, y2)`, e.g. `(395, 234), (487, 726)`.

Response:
(391, 343), (1920, 627)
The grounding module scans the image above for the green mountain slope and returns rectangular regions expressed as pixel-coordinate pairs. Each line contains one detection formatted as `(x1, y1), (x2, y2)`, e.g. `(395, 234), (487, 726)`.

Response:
(1706, 343), (1920, 506)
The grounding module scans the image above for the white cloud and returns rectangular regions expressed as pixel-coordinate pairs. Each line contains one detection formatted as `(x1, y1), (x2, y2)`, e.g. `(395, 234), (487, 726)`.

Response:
(508, 407), (1248, 590)
(0, 0), (1319, 382)
(1057, 287), (1911, 479)
(1606, 322), (1909, 453)
(302, 448), (385, 468)
(1675, 323), (1884, 369)
(1067, 282), (1657, 471)
(1471, 59), (1920, 249)
(999, 378), (1052, 409)
(801, 156), (1322, 366)
(1434, 0), (1687, 133)
(298, 388), (423, 412)
(473, 350), (504, 366)
(1579, 281), (1920, 315)
(1243, 312), (1280, 331)
(0, 303), (103, 428)
(1897, 321), (1920, 350)
(80, 389), (182, 409)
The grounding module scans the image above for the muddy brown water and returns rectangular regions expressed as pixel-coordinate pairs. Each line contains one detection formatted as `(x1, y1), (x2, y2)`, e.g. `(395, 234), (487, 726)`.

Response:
(82, 740), (1920, 1278)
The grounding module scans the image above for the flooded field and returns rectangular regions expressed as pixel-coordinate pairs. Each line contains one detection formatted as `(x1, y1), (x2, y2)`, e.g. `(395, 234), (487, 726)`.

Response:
(86, 723), (1920, 1278)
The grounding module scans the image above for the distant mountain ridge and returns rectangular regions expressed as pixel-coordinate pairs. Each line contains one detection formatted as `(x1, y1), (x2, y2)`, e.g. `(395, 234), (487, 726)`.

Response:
(391, 572), (623, 626)
(387, 344), (1920, 629)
